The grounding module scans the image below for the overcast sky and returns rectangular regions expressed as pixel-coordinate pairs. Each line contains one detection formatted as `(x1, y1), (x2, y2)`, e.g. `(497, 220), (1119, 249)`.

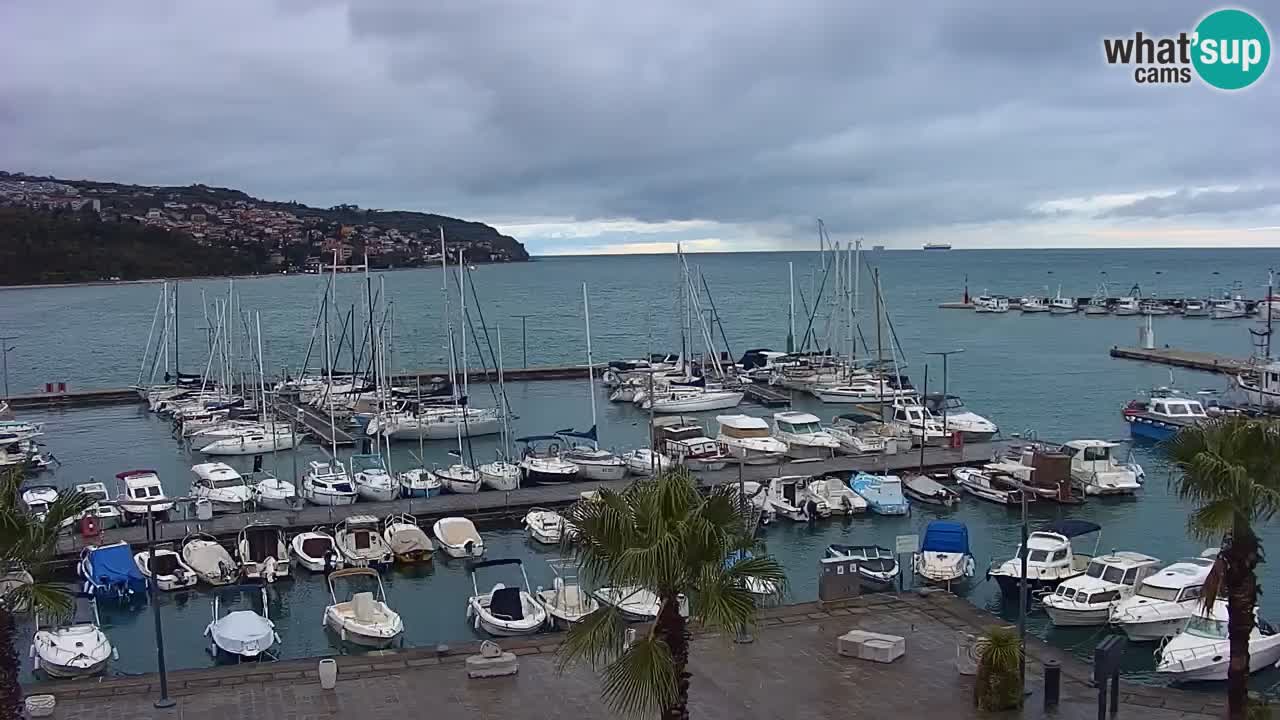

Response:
(1, 1), (1277, 254)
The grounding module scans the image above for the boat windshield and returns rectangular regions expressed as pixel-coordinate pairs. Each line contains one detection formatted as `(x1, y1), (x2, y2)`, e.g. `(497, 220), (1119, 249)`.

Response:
(1019, 548), (1050, 563)
(1185, 614), (1228, 640)
(1137, 584), (1183, 602)
(1082, 446), (1112, 462)
(1085, 562), (1125, 583)
(944, 397), (965, 410)
(783, 421), (822, 434)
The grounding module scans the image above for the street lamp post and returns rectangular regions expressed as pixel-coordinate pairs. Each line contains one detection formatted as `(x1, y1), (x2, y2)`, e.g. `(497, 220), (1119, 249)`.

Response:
(1011, 479), (1030, 706)
(515, 315), (533, 368)
(923, 349), (964, 447)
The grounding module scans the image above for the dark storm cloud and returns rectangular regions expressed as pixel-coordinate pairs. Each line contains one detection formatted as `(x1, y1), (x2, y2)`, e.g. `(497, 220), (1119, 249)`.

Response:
(0, 0), (1276, 249)
(1101, 187), (1280, 219)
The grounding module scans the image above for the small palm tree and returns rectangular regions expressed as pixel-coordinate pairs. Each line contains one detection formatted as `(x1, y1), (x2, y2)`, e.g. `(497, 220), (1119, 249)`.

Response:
(1164, 418), (1280, 720)
(0, 468), (94, 717)
(973, 626), (1022, 711)
(557, 470), (787, 719)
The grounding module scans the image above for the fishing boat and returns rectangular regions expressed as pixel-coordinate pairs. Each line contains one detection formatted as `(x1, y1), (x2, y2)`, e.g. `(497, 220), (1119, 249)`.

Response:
(534, 561), (598, 628)
(1084, 286), (1110, 315)
(902, 473), (960, 508)
(466, 558), (549, 637)
(134, 546), (198, 591)
(1049, 287), (1077, 314)
(824, 545), (899, 589)
(1042, 552), (1160, 627)
(398, 467), (444, 498)
(432, 516), (485, 558)
(30, 594), (113, 679)
(715, 414), (788, 465)
(382, 513), (433, 563)
(1157, 601), (1280, 682)
(952, 464), (1030, 506)
(205, 585), (279, 661)
(912, 521), (975, 588)
(523, 507), (564, 545)
(1182, 299), (1209, 317)
(517, 435), (581, 485)
(74, 482), (122, 529)
(973, 295), (1009, 313)
(1122, 389), (1211, 441)
(190, 462), (253, 513)
(1110, 554), (1217, 641)
(1140, 299), (1173, 316)
(770, 411), (840, 459)
(805, 474), (868, 515)
(1235, 360), (1280, 410)
(1210, 298), (1248, 319)
(334, 515), (394, 568)
(323, 568), (404, 647)
(986, 519), (1100, 597)
(290, 528), (343, 572)
(1113, 296), (1141, 316)
(351, 453), (398, 502)
(1061, 439), (1143, 495)
(114, 470), (174, 525)
(621, 448), (672, 476)
(1019, 297), (1049, 313)
(237, 524), (290, 581)
(922, 394), (998, 442)
(300, 460), (358, 506)
(78, 542), (146, 600)
(181, 532), (239, 586)
(849, 472), (908, 515)
(824, 412), (890, 455)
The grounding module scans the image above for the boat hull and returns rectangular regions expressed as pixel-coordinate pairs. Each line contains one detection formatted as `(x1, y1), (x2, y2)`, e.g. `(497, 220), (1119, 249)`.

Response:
(255, 494), (298, 511)
(1116, 617), (1189, 642)
(1124, 415), (1178, 442)
(325, 616), (400, 648)
(478, 467), (521, 491)
(356, 485), (398, 503)
(568, 460), (627, 481)
(990, 572), (1062, 598)
(35, 655), (109, 679)
(301, 489), (359, 507)
(650, 392), (744, 413)
(1044, 605), (1110, 627)
(521, 467), (579, 486)
(782, 442), (838, 460)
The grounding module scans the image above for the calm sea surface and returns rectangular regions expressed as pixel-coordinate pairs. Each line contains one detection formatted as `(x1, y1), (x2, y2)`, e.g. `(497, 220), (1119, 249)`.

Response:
(4, 249), (1280, 690)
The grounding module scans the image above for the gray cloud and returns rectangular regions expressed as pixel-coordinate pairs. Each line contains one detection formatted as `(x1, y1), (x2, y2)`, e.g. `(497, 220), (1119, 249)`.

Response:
(1101, 187), (1280, 219)
(0, 0), (1277, 251)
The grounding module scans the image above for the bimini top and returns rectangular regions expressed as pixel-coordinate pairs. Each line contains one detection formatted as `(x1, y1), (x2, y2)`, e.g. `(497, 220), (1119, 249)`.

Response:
(1040, 519), (1101, 538)
(715, 414), (769, 430)
(921, 520), (970, 554)
(1063, 439), (1119, 450)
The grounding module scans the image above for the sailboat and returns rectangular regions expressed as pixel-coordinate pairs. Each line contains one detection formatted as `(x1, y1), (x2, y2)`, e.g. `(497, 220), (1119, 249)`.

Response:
(477, 326), (521, 491)
(434, 243), (483, 494)
(561, 283), (627, 481)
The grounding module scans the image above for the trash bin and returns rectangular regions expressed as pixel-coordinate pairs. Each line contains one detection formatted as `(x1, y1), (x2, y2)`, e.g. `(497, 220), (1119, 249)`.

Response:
(194, 498), (213, 521)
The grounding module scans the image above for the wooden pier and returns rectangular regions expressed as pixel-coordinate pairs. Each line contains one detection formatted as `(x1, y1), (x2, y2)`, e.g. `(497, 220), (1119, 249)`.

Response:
(273, 396), (356, 446)
(52, 440), (1011, 561)
(1108, 345), (1257, 375)
(743, 383), (792, 407)
(5, 387), (140, 410)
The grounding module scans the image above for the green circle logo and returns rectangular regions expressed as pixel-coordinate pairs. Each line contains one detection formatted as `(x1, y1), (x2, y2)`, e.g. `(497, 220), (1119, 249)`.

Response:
(1193, 9), (1270, 90)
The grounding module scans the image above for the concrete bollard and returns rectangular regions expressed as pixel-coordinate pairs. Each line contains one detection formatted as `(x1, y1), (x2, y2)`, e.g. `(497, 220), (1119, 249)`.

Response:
(1044, 659), (1060, 711)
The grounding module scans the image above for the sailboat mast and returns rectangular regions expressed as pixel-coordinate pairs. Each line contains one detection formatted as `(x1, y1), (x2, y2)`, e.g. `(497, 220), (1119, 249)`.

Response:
(583, 282), (598, 447)
(173, 281), (180, 378)
(326, 250), (338, 459)
(497, 325), (510, 460)
(787, 261), (796, 353)
(875, 268), (884, 408)
(848, 241), (856, 363)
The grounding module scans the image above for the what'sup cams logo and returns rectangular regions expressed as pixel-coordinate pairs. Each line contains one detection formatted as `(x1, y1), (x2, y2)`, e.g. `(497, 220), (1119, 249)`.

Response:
(1104, 8), (1270, 89)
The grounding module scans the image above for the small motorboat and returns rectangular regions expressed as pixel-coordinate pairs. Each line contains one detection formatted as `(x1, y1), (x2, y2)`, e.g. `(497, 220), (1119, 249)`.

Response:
(806, 475), (867, 515)
(1182, 299), (1210, 318)
(20, 484), (59, 522)
(1158, 601), (1280, 682)
(913, 520), (975, 588)
(922, 394), (999, 442)
(1110, 554), (1217, 641)
(79, 542), (146, 600)
(1043, 552), (1161, 627)
(1061, 440), (1142, 496)
(973, 295), (1009, 313)
(30, 593), (114, 678)
(135, 546), (198, 591)
(986, 519), (1100, 598)
(435, 462), (483, 495)
(323, 568), (404, 648)
(350, 453), (398, 502)
(334, 515), (394, 568)
(1019, 297), (1049, 313)
(849, 472), (909, 515)
(74, 481), (122, 529)
(190, 462), (253, 513)
(398, 467), (444, 498)
(824, 545), (899, 589)
(432, 516), (485, 558)
(622, 448), (672, 476)
(290, 528), (343, 572)
(523, 507), (564, 545)
(952, 465), (1030, 506)
(593, 586), (663, 622)
(205, 585), (280, 661)
(466, 558), (549, 637)
(825, 413), (890, 455)
(237, 523), (290, 581)
(715, 414), (788, 464)
(383, 513), (434, 563)
(181, 532), (239, 586)
(534, 561), (598, 629)
(300, 460), (358, 506)
(764, 475), (828, 521)
(902, 473), (960, 508)
(114, 470), (175, 525)
(771, 411), (840, 459)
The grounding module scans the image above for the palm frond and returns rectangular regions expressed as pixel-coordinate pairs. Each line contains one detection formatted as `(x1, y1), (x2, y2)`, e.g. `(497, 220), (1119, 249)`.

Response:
(689, 564), (761, 632)
(5, 579), (75, 620)
(556, 604), (630, 672)
(599, 634), (678, 718)
(1200, 553), (1226, 612)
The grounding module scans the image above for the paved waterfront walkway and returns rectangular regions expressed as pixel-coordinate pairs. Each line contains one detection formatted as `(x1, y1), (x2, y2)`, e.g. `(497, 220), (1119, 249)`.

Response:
(36, 592), (1222, 719)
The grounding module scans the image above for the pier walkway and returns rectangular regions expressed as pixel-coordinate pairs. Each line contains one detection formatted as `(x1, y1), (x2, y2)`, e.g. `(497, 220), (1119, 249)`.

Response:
(38, 591), (1221, 720)
(273, 397), (355, 447)
(743, 383), (791, 406)
(1109, 345), (1257, 375)
(53, 442), (1010, 560)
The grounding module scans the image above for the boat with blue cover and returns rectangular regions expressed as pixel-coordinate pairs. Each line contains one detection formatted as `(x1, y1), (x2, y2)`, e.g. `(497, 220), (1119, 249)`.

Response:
(79, 541), (147, 600)
(848, 472), (909, 515)
(913, 520), (975, 588)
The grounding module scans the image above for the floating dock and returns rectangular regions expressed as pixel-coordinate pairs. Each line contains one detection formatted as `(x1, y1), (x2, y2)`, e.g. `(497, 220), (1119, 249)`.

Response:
(1109, 346), (1256, 375)
(743, 383), (792, 406)
(272, 396), (355, 446)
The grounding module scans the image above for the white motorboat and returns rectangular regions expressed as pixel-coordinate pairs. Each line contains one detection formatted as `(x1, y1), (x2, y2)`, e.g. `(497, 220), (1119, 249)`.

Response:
(1110, 554), (1216, 641)
(1141, 300), (1172, 316)
(20, 484), (59, 522)
(913, 520), (975, 588)
(715, 414), (788, 465)
(290, 528), (343, 572)
(593, 586), (663, 622)
(190, 462), (253, 513)
(811, 380), (913, 404)
(135, 547), (198, 591)
(824, 545), (899, 588)
(383, 513), (434, 563)
(523, 507), (564, 545)
(825, 412), (890, 455)
(1019, 297), (1049, 313)
(1062, 440), (1142, 495)
(198, 425), (300, 455)
(952, 465), (1031, 506)
(300, 460), (358, 506)
(1182, 299), (1210, 317)
(922, 394), (998, 442)
(652, 417), (729, 470)
(205, 585), (279, 661)
(251, 473), (298, 511)
(1210, 298), (1248, 319)
(764, 475), (828, 521)
(974, 295), (1009, 313)
(1157, 601), (1280, 682)
(534, 562), (598, 629)
(181, 532), (239, 586)
(466, 558), (549, 637)
(771, 411), (840, 459)
(74, 482), (122, 529)
(30, 594), (113, 679)
(1113, 296), (1141, 316)
(561, 445), (628, 481)
(435, 462), (483, 495)
(334, 515), (394, 568)
(237, 523), (290, 581)
(324, 568), (404, 647)
(433, 516), (485, 558)
(806, 475), (868, 515)
(641, 387), (744, 413)
(1042, 552), (1161, 627)
(114, 470), (174, 524)
(885, 402), (949, 447)
(518, 436), (581, 485)
(350, 453), (398, 502)
(1049, 288), (1077, 314)
(398, 467), (444, 497)
(622, 448), (672, 476)
(987, 520), (1100, 597)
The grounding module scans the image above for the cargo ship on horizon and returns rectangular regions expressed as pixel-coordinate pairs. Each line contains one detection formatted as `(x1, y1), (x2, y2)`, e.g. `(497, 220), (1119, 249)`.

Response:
(923, 243), (952, 250)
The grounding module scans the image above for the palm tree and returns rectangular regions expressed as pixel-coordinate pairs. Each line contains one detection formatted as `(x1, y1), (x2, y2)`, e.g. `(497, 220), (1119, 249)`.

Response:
(557, 470), (787, 719)
(0, 468), (94, 718)
(1163, 418), (1280, 720)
